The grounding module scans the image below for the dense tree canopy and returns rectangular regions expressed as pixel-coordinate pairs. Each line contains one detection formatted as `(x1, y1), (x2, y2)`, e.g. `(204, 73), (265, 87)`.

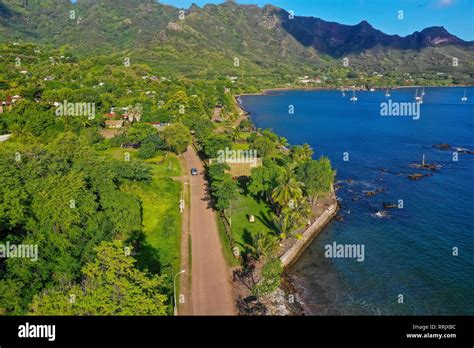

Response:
(30, 240), (168, 315)
(296, 157), (335, 203)
(161, 123), (191, 154)
(0, 132), (150, 314)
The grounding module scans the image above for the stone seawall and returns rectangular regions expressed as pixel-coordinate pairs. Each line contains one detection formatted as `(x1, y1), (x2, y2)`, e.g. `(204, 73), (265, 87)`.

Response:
(280, 199), (339, 268)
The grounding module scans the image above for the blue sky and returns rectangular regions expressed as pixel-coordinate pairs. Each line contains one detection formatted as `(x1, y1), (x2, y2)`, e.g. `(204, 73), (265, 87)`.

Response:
(158, 0), (474, 40)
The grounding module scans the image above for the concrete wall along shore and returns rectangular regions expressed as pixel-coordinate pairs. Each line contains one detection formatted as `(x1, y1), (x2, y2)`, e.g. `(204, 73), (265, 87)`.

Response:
(280, 200), (339, 268)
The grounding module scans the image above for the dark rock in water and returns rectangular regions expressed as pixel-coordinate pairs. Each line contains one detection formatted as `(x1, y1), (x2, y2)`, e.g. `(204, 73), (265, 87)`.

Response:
(408, 173), (432, 180)
(434, 143), (451, 151)
(383, 203), (397, 209)
(335, 215), (344, 222)
(408, 173), (424, 180)
(365, 188), (385, 196)
(409, 162), (441, 171)
(434, 143), (474, 155)
(346, 179), (354, 183)
(453, 147), (474, 155)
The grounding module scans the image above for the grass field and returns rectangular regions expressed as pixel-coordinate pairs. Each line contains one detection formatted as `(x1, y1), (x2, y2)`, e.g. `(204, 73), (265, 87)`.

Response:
(229, 191), (275, 253)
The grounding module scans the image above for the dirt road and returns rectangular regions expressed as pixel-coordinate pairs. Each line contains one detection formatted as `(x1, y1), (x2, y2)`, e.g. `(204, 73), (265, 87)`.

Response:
(181, 145), (235, 315)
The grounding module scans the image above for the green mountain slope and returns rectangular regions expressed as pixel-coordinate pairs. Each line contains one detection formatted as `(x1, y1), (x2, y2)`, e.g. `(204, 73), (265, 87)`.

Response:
(0, 0), (473, 83)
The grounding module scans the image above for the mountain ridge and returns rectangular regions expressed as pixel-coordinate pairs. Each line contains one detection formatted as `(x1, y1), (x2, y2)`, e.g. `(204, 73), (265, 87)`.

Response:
(0, 0), (472, 82)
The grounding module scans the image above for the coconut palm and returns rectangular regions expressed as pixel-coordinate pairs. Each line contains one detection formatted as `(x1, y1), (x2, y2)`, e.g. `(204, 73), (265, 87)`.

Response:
(229, 126), (243, 143)
(271, 170), (304, 207)
(291, 197), (312, 225)
(291, 143), (313, 163)
(300, 143), (314, 160)
(277, 136), (289, 148)
(245, 231), (279, 260)
(272, 209), (298, 238)
(80, 116), (92, 128)
(271, 196), (312, 239)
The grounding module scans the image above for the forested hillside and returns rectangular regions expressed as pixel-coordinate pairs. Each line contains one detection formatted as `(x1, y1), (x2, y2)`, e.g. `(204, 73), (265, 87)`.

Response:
(1, 0), (473, 84)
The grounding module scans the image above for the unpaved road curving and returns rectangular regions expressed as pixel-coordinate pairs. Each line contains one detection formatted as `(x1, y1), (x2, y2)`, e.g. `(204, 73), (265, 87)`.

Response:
(181, 145), (235, 315)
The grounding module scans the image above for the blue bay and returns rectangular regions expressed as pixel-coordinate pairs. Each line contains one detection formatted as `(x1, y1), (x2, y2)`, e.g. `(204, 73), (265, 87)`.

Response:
(241, 87), (474, 315)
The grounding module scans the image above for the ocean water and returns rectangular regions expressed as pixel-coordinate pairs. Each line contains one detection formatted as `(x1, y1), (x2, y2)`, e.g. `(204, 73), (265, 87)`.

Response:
(241, 87), (474, 315)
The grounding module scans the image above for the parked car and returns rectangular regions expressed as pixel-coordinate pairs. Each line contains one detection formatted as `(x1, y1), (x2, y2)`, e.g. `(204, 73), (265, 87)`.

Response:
(190, 168), (198, 176)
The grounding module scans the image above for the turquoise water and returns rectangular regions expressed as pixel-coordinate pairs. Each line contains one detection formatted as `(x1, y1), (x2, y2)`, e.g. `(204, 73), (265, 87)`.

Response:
(241, 87), (474, 315)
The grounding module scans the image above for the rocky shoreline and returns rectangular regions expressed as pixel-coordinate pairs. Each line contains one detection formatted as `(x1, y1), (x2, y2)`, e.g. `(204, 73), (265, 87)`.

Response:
(233, 95), (339, 316)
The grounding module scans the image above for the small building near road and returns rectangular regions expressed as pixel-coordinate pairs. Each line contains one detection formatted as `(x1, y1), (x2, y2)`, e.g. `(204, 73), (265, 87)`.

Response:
(104, 112), (118, 119)
(105, 120), (124, 129)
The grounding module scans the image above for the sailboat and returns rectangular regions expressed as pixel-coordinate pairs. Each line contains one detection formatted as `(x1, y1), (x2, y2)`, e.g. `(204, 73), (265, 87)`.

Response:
(414, 87), (423, 104)
(461, 88), (468, 102)
(385, 88), (391, 97)
(341, 87), (346, 97)
(421, 86), (426, 96)
(350, 89), (358, 102)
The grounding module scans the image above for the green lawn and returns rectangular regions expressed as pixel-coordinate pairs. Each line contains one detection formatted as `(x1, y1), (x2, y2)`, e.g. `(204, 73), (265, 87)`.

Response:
(229, 191), (275, 253)
(145, 154), (182, 177)
(99, 147), (136, 161)
(98, 147), (182, 178)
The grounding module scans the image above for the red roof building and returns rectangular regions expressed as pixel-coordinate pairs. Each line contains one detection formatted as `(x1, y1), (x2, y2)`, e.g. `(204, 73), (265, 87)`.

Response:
(104, 112), (117, 118)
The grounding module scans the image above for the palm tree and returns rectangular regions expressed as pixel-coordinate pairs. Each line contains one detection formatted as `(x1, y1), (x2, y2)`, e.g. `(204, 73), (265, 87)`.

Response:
(277, 136), (289, 148)
(272, 209), (298, 238)
(245, 231), (279, 260)
(300, 143), (313, 161)
(271, 170), (304, 208)
(229, 126), (243, 143)
(271, 196), (312, 239)
(291, 143), (313, 163)
(292, 197), (312, 225)
(80, 116), (92, 128)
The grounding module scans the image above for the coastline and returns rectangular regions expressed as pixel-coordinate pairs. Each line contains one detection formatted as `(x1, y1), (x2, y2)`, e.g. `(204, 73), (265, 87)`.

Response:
(237, 84), (472, 98)
(233, 93), (339, 315)
(279, 189), (339, 268)
(234, 87), (474, 315)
